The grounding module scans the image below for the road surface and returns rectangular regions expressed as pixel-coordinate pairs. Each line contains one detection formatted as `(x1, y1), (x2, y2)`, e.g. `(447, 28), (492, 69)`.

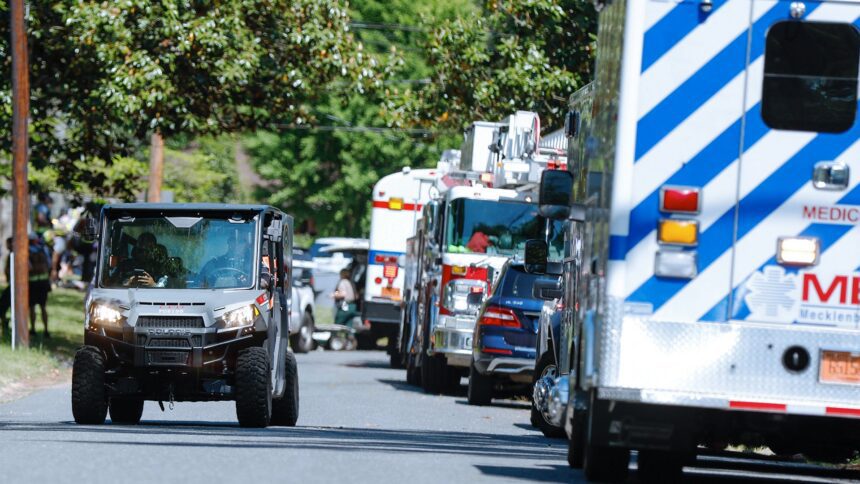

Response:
(1, 351), (858, 483)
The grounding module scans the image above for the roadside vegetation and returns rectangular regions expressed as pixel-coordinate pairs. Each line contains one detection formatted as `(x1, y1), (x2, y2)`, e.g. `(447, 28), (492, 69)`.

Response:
(0, 289), (85, 401)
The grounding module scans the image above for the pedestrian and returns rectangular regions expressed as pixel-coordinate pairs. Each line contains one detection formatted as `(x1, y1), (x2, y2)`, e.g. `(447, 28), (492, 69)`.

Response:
(28, 233), (51, 338)
(333, 268), (361, 327)
(0, 237), (12, 337)
(32, 192), (53, 237)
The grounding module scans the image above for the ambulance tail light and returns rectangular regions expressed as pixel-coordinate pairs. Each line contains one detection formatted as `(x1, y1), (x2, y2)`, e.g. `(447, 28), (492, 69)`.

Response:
(660, 186), (700, 214)
(777, 236), (819, 267)
(655, 250), (698, 279)
(383, 264), (398, 279)
(388, 197), (404, 210)
(658, 219), (698, 246)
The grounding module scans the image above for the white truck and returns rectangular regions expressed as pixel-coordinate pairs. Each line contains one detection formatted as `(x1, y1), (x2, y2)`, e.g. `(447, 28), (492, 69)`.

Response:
(526, 1), (860, 481)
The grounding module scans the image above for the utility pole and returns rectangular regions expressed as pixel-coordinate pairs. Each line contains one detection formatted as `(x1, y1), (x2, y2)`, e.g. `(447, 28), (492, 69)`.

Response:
(10, 0), (30, 348)
(147, 132), (164, 202)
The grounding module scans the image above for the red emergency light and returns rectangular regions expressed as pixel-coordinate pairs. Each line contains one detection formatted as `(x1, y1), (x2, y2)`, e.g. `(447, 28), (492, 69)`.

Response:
(660, 186), (700, 214)
(375, 254), (398, 264)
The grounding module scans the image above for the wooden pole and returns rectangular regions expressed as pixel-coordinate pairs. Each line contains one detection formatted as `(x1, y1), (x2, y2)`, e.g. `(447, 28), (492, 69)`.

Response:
(10, 0), (30, 348)
(147, 132), (164, 202)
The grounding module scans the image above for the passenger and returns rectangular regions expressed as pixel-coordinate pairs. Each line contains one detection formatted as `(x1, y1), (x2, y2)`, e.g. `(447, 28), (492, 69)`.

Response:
(333, 268), (361, 327)
(118, 232), (158, 287)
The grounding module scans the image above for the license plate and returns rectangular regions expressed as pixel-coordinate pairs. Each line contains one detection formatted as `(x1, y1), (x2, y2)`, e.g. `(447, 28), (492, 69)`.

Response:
(381, 287), (401, 300)
(820, 350), (860, 385)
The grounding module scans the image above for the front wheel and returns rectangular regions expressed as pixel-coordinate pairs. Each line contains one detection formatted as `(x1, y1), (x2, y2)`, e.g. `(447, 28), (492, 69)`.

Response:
(71, 346), (108, 425)
(235, 347), (272, 428)
(109, 398), (144, 424)
(271, 351), (299, 426)
(290, 311), (315, 354)
(467, 361), (493, 406)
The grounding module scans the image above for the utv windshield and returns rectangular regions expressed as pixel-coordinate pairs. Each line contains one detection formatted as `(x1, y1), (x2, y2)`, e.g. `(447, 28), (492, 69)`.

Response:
(99, 213), (258, 289)
(445, 198), (564, 258)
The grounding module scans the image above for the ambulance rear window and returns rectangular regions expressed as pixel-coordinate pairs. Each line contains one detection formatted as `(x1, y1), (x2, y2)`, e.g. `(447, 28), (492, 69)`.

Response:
(761, 21), (860, 133)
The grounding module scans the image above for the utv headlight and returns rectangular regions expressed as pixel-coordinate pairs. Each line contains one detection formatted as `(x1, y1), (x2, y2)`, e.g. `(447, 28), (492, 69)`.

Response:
(221, 305), (259, 329)
(89, 303), (124, 328)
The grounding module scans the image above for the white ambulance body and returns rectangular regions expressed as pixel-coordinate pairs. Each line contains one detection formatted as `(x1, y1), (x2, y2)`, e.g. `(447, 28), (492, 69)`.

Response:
(363, 167), (440, 340)
(564, 0), (860, 479)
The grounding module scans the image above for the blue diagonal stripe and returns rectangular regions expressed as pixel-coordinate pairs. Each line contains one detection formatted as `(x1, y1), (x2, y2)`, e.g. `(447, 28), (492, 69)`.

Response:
(627, 118), (860, 312)
(635, 2), (807, 161)
(641, 0), (731, 73)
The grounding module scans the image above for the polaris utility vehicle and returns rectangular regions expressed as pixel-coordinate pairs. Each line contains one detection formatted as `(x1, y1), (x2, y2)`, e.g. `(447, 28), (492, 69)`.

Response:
(71, 204), (299, 428)
(466, 262), (550, 406)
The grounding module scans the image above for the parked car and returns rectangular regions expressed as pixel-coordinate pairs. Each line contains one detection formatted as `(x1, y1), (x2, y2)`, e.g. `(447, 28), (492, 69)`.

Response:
(467, 261), (548, 405)
(290, 255), (316, 353)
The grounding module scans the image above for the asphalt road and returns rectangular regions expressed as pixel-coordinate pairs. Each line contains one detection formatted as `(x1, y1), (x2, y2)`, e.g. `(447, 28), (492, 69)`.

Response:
(1, 350), (859, 484)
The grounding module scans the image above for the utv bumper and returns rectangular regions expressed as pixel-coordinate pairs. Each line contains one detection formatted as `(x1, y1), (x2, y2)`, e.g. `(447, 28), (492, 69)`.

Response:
(85, 325), (260, 369)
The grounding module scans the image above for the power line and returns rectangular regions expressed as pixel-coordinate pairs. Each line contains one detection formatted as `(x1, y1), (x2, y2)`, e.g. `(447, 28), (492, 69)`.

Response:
(270, 124), (455, 136)
(349, 21), (429, 33)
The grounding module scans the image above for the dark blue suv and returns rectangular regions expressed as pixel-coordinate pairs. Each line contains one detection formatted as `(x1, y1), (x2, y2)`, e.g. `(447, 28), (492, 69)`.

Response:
(467, 262), (547, 405)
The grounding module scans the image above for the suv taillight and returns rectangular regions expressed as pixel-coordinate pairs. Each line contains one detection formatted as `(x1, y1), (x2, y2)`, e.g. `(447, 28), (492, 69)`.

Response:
(478, 306), (520, 327)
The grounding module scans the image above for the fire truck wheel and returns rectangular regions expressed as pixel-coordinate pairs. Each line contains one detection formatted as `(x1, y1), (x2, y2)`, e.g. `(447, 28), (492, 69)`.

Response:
(271, 351), (299, 426)
(235, 347), (272, 428)
(421, 354), (446, 394)
(583, 441), (629, 483)
(636, 450), (683, 483)
(71, 346), (108, 425)
(109, 398), (144, 424)
(467, 362), (493, 406)
(406, 354), (421, 386)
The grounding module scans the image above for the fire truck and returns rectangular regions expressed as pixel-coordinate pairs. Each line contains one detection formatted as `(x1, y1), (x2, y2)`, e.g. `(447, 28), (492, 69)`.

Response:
(526, 0), (860, 481)
(364, 166), (443, 365)
(406, 112), (568, 394)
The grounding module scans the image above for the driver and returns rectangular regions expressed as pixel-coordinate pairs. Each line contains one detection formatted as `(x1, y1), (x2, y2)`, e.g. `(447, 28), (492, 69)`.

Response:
(199, 236), (251, 288)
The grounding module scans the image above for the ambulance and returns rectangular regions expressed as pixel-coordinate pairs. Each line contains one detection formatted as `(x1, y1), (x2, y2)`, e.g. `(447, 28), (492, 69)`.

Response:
(526, 0), (860, 481)
(365, 166), (441, 364)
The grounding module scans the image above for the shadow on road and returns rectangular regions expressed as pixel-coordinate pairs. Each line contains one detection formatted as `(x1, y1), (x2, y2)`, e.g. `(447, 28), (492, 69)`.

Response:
(0, 420), (566, 462)
(376, 378), (427, 395)
(476, 464), (577, 483)
(340, 359), (393, 370)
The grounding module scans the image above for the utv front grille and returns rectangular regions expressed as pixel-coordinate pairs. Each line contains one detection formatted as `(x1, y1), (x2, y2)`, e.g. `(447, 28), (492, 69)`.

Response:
(137, 316), (205, 329)
(147, 338), (191, 348)
(146, 351), (189, 365)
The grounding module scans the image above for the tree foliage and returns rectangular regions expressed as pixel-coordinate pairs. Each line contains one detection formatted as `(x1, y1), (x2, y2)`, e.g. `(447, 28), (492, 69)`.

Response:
(388, 0), (597, 132)
(0, 0), (372, 196)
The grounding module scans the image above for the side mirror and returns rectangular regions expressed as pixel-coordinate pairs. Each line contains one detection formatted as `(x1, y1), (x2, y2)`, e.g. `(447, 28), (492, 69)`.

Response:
(533, 277), (563, 300)
(524, 239), (548, 274)
(539, 170), (574, 220)
(74, 217), (100, 242)
(565, 110), (581, 138)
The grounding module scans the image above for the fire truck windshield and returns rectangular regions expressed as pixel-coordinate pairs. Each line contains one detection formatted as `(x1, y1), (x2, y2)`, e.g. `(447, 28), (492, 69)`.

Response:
(445, 198), (563, 258)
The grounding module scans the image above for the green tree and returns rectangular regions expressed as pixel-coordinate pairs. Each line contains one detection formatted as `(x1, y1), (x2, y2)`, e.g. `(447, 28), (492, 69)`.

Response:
(0, 1), (372, 197)
(389, 0), (597, 132)
(247, 0), (469, 236)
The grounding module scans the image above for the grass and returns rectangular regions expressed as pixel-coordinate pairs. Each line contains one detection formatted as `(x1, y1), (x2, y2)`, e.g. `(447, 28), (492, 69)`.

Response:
(0, 287), (85, 397)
